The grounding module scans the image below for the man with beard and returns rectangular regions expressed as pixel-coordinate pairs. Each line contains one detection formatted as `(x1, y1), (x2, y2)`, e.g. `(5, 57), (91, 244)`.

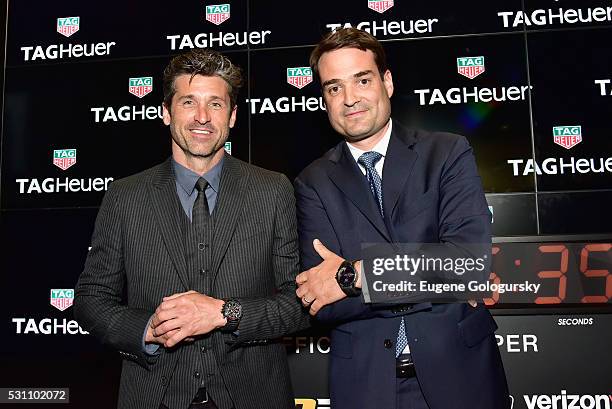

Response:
(75, 49), (308, 409)
(294, 28), (510, 409)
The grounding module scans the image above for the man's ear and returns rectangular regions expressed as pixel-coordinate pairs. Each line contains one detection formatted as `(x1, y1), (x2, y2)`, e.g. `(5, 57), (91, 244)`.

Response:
(383, 70), (394, 98)
(162, 103), (171, 126)
(229, 105), (237, 128)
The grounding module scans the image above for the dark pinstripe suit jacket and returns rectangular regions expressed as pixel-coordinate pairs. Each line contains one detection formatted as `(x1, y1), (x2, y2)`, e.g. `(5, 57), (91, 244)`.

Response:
(75, 154), (309, 409)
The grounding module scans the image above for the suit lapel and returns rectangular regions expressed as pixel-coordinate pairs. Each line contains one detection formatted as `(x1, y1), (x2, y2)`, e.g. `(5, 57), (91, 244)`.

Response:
(148, 159), (190, 289)
(328, 144), (391, 241)
(211, 154), (248, 280)
(382, 124), (418, 220)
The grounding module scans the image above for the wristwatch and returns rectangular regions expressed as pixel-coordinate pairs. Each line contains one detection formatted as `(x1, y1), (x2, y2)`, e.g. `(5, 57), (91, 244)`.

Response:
(336, 260), (361, 297)
(221, 298), (242, 332)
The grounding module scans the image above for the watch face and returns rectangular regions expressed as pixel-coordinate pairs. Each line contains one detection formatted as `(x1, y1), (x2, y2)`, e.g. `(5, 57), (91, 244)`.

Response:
(224, 300), (242, 321)
(338, 265), (356, 287)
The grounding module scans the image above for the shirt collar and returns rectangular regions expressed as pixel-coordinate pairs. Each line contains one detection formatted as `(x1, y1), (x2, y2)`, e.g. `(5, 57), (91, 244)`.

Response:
(172, 155), (224, 195)
(346, 118), (392, 162)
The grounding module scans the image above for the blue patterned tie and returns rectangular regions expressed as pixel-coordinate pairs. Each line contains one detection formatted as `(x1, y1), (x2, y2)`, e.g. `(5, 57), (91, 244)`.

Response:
(357, 151), (384, 217)
(395, 315), (408, 358)
(357, 151), (408, 357)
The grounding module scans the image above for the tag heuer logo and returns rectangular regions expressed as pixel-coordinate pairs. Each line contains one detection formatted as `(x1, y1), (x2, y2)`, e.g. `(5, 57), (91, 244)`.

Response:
(553, 125), (582, 149)
(129, 77), (153, 98)
(287, 67), (313, 89)
(50, 289), (74, 311)
(53, 149), (77, 171)
(457, 56), (485, 79)
(224, 141), (232, 155)
(57, 17), (80, 37)
(368, 0), (394, 13)
(206, 4), (230, 25)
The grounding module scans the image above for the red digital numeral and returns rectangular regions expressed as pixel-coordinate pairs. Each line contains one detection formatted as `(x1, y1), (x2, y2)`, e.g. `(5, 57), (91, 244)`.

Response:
(484, 246), (501, 306)
(580, 243), (612, 303)
(535, 245), (568, 304)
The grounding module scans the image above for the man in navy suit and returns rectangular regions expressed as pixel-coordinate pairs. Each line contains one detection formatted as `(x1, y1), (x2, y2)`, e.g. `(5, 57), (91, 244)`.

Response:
(294, 28), (510, 409)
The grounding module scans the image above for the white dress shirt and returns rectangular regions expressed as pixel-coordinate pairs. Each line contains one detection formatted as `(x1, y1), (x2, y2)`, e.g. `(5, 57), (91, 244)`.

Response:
(346, 119), (392, 178)
(346, 119), (411, 354)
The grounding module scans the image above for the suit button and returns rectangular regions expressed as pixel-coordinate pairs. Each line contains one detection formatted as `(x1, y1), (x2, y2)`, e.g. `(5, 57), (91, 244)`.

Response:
(161, 376), (168, 385)
(200, 268), (209, 275)
(201, 346), (209, 353)
(198, 243), (205, 250)
(384, 339), (393, 349)
(193, 371), (201, 379)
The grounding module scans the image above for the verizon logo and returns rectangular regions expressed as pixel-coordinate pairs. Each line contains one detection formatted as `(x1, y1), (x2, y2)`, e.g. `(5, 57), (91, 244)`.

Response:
(524, 391), (612, 409)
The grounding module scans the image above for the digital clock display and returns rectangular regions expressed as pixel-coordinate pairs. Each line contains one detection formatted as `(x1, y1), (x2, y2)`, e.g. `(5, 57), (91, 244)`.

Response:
(487, 242), (611, 309)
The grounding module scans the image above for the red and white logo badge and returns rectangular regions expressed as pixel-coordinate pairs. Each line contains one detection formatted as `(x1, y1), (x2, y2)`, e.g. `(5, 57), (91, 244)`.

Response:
(50, 289), (74, 311)
(205, 4), (230, 25)
(287, 67), (313, 89)
(368, 0), (394, 13)
(553, 126), (582, 149)
(57, 17), (80, 38)
(53, 149), (77, 171)
(129, 77), (153, 98)
(457, 56), (485, 79)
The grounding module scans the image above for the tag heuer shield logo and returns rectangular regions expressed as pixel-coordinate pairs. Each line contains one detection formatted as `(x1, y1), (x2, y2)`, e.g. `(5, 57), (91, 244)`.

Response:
(224, 141), (232, 155)
(287, 67), (313, 89)
(129, 77), (153, 98)
(206, 4), (230, 25)
(57, 17), (80, 37)
(553, 125), (582, 149)
(368, 0), (394, 13)
(53, 149), (77, 171)
(50, 289), (74, 311)
(457, 56), (485, 79)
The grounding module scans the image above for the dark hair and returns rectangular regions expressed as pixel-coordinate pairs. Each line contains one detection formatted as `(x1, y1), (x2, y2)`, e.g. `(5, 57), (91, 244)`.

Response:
(309, 28), (387, 78)
(163, 49), (243, 108)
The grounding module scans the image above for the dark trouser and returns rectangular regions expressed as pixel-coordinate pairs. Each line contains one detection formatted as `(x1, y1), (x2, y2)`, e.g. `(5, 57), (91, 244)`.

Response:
(159, 401), (219, 409)
(159, 387), (226, 409)
(159, 403), (218, 409)
(396, 354), (430, 409)
(396, 376), (431, 409)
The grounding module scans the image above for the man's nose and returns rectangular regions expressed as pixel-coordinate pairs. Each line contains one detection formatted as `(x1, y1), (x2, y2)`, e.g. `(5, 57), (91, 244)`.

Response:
(194, 105), (210, 123)
(343, 85), (360, 107)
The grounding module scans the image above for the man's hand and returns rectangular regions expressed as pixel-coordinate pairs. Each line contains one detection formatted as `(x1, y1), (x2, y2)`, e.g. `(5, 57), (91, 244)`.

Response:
(145, 326), (181, 345)
(296, 239), (347, 316)
(149, 290), (227, 348)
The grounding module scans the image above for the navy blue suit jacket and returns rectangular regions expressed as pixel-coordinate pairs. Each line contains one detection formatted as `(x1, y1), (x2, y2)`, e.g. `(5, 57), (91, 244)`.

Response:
(295, 123), (510, 409)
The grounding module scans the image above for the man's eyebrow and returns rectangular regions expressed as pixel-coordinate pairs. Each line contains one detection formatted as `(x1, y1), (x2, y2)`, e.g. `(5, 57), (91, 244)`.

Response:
(322, 78), (341, 88)
(322, 70), (375, 88)
(353, 70), (374, 78)
(177, 94), (225, 101)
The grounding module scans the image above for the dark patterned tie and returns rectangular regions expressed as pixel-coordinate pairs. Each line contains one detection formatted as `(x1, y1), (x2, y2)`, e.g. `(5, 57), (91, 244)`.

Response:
(357, 151), (384, 217)
(358, 151), (408, 357)
(193, 177), (210, 227)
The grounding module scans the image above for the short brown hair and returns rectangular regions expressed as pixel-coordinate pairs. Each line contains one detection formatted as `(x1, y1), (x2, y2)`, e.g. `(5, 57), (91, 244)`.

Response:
(163, 49), (243, 108)
(309, 28), (387, 79)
